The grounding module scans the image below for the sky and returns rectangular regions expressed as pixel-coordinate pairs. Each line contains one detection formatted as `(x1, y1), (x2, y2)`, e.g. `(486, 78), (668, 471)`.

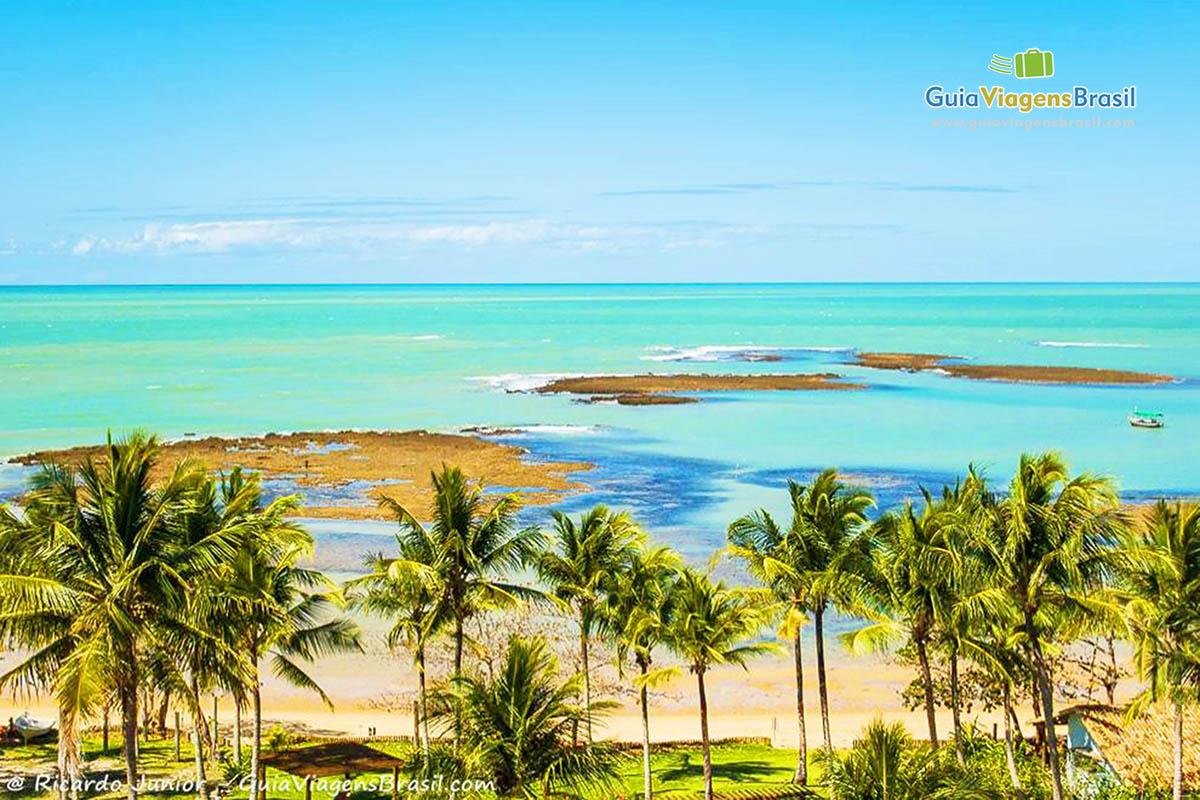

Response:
(1, 1), (1197, 283)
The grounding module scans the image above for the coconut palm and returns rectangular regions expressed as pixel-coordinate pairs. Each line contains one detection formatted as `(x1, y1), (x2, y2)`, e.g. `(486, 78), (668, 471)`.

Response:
(974, 452), (1126, 800)
(666, 567), (778, 800)
(382, 465), (544, 746)
(1120, 501), (1200, 800)
(0, 495), (87, 799)
(941, 473), (1031, 784)
(228, 524), (362, 800)
(599, 544), (681, 800)
(0, 433), (235, 800)
(345, 527), (445, 759)
(727, 481), (826, 784)
(430, 635), (621, 799)
(785, 469), (875, 755)
(844, 493), (955, 747)
(536, 505), (641, 745)
(165, 469), (288, 799)
(819, 719), (997, 800)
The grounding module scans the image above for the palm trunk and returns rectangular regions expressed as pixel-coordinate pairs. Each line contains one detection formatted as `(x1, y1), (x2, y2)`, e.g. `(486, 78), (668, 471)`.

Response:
(190, 676), (210, 800)
(121, 670), (140, 800)
(157, 692), (170, 735)
(210, 694), (220, 761)
(791, 626), (808, 785)
(1104, 636), (1118, 706)
(1003, 681), (1024, 796)
(580, 619), (593, 747)
(1173, 697), (1183, 800)
(453, 613), (464, 752)
(639, 657), (652, 800)
(234, 700), (242, 763)
(56, 704), (79, 800)
(950, 644), (964, 764)
(417, 646), (431, 760)
(1029, 628), (1064, 800)
(249, 669), (262, 800)
(915, 637), (939, 747)
(1009, 700), (1024, 743)
(814, 605), (833, 754)
(697, 668), (713, 800)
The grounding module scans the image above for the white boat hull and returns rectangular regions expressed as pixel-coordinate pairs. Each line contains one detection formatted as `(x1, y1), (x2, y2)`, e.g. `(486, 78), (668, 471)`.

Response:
(1128, 417), (1164, 428)
(14, 715), (56, 743)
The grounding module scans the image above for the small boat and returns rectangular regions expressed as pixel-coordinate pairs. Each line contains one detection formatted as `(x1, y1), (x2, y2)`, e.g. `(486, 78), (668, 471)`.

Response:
(1128, 409), (1165, 429)
(14, 714), (56, 743)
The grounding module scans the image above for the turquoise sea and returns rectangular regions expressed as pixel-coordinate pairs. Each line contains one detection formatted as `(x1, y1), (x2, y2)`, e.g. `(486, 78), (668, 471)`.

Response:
(2, 283), (1197, 562)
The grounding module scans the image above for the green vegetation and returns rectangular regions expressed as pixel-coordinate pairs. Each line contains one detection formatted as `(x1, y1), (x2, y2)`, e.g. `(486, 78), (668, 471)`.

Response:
(609, 742), (812, 798)
(2, 435), (1199, 800)
(537, 507), (641, 747)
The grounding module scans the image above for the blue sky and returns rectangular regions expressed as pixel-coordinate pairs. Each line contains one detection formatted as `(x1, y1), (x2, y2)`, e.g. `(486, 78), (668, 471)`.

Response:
(1, 1), (1196, 283)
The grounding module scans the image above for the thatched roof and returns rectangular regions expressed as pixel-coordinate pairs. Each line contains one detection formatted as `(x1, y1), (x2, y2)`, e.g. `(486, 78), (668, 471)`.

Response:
(260, 741), (404, 778)
(1057, 703), (1200, 790)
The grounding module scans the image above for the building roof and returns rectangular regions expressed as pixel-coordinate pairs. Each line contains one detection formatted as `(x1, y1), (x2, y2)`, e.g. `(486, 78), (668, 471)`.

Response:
(260, 741), (405, 778)
(1056, 703), (1200, 790)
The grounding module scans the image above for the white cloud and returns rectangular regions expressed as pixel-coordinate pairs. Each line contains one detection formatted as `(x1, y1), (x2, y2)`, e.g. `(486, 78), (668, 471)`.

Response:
(71, 237), (98, 255)
(407, 220), (554, 246)
(66, 217), (767, 257)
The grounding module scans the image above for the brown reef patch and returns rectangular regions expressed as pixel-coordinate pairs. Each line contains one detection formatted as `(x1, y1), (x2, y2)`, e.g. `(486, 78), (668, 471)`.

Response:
(852, 352), (1174, 385)
(11, 430), (592, 520)
(535, 373), (865, 406)
(602, 393), (699, 406)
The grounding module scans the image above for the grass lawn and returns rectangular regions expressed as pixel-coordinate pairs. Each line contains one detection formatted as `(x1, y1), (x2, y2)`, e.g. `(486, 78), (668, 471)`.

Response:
(1, 735), (821, 799)
(611, 743), (821, 798)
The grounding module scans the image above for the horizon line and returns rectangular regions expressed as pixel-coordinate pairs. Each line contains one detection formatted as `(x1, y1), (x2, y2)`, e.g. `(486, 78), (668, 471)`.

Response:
(4, 280), (1200, 289)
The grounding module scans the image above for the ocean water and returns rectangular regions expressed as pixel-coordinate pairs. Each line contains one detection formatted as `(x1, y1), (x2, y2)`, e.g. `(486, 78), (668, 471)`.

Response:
(2, 283), (1197, 561)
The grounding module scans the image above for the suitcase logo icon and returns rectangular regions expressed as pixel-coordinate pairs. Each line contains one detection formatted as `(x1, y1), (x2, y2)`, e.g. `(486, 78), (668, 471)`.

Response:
(988, 48), (1055, 79)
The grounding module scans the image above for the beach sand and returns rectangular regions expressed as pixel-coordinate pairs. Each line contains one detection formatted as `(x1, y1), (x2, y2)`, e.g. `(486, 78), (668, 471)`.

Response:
(0, 650), (998, 749)
(852, 352), (1174, 385)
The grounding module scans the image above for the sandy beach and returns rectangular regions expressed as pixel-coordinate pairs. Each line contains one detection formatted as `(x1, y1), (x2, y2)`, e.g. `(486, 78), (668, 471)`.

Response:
(0, 647), (998, 749)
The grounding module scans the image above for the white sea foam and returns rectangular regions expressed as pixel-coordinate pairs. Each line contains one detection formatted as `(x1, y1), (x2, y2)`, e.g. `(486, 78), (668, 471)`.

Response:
(469, 373), (628, 393)
(1035, 340), (1149, 349)
(641, 344), (851, 362)
(409, 334), (443, 341)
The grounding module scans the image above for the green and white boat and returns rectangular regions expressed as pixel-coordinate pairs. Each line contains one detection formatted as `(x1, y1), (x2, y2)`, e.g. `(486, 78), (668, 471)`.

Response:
(1128, 409), (1165, 428)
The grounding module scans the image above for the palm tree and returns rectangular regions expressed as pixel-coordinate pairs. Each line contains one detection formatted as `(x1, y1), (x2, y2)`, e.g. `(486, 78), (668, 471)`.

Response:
(430, 635), (621, 799)
(228, 523), (362, 800)
(0, 497), (86, 800)
(845, 493), (954, 748)
(666, 567), (778, 800)
(1120, 501), (1200, 800)
(381, 465), (544, 746)
(975, 452), (1126, 800)
(166, 469), (286, 799)
(345, 527), (445, 759)
(818, 719), (984, 800)
(727, 481), (825, 784)
(599, 544), (681, 800)
(536, 505), (641, 746)
(0, 433), (234, 800)
(784, 469), (875, 755)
